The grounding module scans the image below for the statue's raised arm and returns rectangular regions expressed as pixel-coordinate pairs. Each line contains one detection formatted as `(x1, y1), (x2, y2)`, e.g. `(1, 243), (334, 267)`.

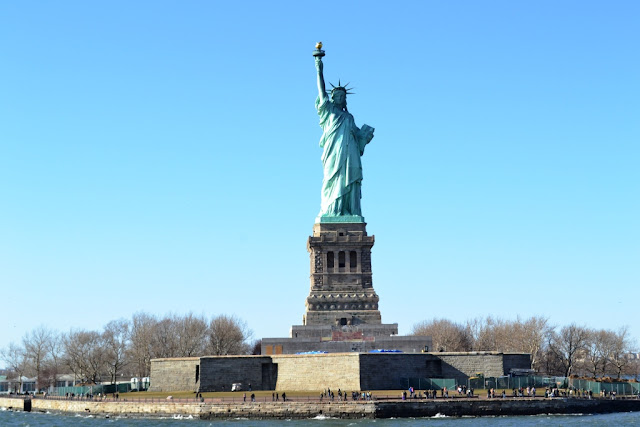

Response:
(314, 43), (327, 103)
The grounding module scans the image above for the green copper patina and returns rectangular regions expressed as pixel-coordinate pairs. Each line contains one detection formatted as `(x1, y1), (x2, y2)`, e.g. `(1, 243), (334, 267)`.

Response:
(314, 44), (374, 223)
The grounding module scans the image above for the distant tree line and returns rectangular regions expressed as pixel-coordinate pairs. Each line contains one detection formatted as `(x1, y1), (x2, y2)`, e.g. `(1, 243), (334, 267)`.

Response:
(0, 312), (255, 392)
(412, 316), (638, 379)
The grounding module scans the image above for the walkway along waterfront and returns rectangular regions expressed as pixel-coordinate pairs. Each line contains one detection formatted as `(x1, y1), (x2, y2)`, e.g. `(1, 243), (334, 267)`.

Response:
(2, 395), (640, 419)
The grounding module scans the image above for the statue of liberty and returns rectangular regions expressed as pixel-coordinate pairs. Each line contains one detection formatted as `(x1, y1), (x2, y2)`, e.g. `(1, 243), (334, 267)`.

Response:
(314, 43), (374, 222)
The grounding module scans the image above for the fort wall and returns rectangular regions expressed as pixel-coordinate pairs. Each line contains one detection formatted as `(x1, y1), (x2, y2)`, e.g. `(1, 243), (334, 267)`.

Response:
(150, 352), (531, 393)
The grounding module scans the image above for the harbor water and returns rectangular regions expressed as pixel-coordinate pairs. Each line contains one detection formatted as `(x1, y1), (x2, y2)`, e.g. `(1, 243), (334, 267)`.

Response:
(1, 408), (639, 426)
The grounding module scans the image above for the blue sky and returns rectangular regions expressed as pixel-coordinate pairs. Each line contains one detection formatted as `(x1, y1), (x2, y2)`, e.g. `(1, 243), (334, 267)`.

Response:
(1, 1), (638, 357)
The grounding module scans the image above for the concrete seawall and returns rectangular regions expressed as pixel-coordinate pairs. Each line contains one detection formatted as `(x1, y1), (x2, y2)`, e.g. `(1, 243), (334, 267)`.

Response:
(0, 397), (373, 419)
(376, 398), (640, 418)
(2, 396), (639, 419)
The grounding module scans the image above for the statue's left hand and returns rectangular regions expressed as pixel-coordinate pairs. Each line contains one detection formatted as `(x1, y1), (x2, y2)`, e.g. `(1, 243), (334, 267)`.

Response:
(365, 129), (374, 143)
(361, 125), (374, 142)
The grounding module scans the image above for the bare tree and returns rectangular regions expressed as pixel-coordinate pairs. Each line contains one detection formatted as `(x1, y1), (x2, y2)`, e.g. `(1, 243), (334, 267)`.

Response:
(548, 323), (589, 377)
(206, 315), (252, 355)
(152, 315), (180, 358)
(23, 326), (53, 392)
(128, 312), (158, 377)
(251, 339), (262, 355)
(514, 316), (552, 372)
(63, 330), (105, 384)
(102, 319), (130, 384)
(143, 313), (208, 359)
(175, 313), (207, 357)
(607, 326), (635, 379)
(22, 326), (51, 391)
(461, 315), (552, 373)
(45, 331), (65, 389)
(583, 329), (612, 378)
(412, 318), (472, 352)
(468, 316), (503, 351)
(0, 342), (28, 393)
(464, 317), (483, 350)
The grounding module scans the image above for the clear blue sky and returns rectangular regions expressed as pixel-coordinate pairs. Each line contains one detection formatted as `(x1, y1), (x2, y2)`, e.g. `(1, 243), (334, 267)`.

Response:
(1, 1), (638, 357)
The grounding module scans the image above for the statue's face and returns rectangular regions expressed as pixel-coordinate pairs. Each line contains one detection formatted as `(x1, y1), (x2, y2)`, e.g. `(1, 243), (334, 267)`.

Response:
(332, 90), (346, 105)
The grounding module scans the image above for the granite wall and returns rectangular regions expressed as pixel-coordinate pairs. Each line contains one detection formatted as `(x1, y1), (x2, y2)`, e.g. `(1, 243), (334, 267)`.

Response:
(438, 352), (504, 382)
(358, 352), (531, 389)
(359, 353), (443, 390)
(439, 352), (531, 383)
(502, 353), (532, 374)
(198, 356), (275, 392)
(148, 357), (200, 392)
(272, 353), (361, 391)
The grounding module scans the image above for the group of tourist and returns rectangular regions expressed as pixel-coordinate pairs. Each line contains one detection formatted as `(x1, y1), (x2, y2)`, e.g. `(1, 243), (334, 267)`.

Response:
(269, 392), (286, 401)
(59, 392), (117, 401)
(483, 387), (534, 398)
(600, 390), (616, 399)
(456, 384), (474, 397)
(484, 386), (593, 399)
(318, 388), (372, 402)
(398, 385), (591, 400)
(568, 388), (594, 399)
(402, 385), (479, 400)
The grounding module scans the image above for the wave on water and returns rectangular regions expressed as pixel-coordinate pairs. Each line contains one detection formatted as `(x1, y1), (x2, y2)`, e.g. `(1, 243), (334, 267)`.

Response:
(531, 413), (589, 418)
(312, 414), (338, 420)
(171, 414), (194, 419)
(74, 413), (95, 418)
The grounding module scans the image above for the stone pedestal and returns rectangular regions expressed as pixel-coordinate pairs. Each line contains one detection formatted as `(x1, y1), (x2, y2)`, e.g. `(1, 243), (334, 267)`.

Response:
(304, 222), (384, 326)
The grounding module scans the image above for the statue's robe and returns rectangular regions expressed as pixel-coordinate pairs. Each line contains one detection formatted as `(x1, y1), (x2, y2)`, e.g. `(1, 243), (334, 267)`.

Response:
(316, 95), (370, 216)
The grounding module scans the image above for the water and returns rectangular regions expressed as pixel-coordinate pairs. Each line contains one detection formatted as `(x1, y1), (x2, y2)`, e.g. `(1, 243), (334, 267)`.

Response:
(1, 409), (639, 426)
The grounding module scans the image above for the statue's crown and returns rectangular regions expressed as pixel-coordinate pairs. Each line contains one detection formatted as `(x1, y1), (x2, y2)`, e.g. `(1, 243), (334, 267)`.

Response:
(330, 80), (354, 95)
